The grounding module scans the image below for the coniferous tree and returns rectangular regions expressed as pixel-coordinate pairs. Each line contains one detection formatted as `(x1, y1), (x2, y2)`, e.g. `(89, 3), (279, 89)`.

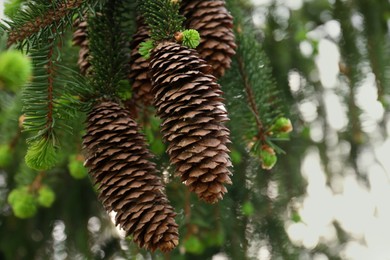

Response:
(0, 0), (389, 259)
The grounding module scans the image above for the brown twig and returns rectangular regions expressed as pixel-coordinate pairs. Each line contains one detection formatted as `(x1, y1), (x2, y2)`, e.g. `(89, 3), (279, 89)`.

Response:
(29, 171), (45, 193)
(9, 128), (22, 150)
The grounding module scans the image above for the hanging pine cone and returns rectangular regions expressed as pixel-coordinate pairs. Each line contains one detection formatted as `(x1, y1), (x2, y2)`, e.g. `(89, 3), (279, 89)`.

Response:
(149, 42), (232, 204)
(72, 17), (91, 75)
(83, 101), (178, 252)
(180, 0), (236, 78)
(128, 17), (154, 106)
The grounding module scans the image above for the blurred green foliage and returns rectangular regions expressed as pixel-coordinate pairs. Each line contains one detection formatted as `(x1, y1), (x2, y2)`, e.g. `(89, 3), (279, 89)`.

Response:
(0, 0), (389, 259)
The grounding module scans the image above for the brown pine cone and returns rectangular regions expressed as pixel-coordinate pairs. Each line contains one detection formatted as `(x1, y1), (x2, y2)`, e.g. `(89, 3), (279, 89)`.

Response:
(149, 42), (232, 204)
(129, 17), (154, 106)
(83, 101), (178, 252)
(72, 17), (91, 75)
(180, 0), (236, 78)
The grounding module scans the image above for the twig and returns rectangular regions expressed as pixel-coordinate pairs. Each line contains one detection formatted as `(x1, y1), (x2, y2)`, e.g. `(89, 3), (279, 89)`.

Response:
(7, 0), (84, 46)
(236, 54), (265, 140)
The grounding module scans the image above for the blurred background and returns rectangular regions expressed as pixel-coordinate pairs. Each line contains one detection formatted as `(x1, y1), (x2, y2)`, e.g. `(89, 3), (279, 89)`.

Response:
(1, 0), (390, 259)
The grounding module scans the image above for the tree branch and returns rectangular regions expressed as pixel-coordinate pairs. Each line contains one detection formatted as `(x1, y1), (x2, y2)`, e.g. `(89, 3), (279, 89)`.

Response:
(236, 54), (265, 140)
(7, 0), (84, 46)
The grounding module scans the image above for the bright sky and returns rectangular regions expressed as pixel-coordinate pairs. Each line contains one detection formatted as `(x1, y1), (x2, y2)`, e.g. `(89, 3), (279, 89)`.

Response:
(0, 2), (4, 19)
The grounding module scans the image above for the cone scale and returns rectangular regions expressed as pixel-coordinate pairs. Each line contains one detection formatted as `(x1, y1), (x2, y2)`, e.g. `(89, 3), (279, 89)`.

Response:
(129, 18), (154, 106)
(149, 42), (232, 204)
(72, 18), (90, 75)
(180, 0), (236, 78)
(83, 101), (178, 252)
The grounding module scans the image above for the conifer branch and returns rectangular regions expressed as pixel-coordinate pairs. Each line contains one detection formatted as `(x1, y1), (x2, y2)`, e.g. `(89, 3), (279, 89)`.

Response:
(221, 17), (289, 169)
(230, 29), (285, 143)
(236, 54), (265, 140)
(88, 0), (134, 96)
(23, 42), (56, 137)
(28, 171), (45, 193)
(46, 40), (55, 132)
(355, 0), (390, 101)
(5, 0), (89, 47)
(139, 0), (184, 42)
(334, 0), (363, 145)
(224, 0), (287, 152)
(9, 127), (22, 150)
(21, 33), (85, 170)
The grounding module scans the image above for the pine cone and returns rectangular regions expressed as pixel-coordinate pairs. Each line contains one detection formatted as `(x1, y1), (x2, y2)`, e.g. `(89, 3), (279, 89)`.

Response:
(181, 0), (236, 78)
(72, 18), (91, 75)
(149, 42), (232, 204)
(83, 101), (178, 252)
(129, 18), (154, 106)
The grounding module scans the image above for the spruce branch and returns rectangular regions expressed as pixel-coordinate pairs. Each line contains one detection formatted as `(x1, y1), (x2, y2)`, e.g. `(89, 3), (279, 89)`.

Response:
(88, 0), (134, 96)
(46, 39), (55, 132)
(139, 39), (154, 59)
(21, 32), (87, 170)
(23, 41), (56, 137)
(236, 54), (265, 140)
(139, 0), (185, 42)
(4, 0), (92, 48)
(234, 30), (285, 142)
(334, 0), (363, 143)
(221, 19), (290, 168)
(25, 135), (58, 170)
(333, 0), (367, 177)
(355, 0), (390, 101)
(22, 38), (59, 170)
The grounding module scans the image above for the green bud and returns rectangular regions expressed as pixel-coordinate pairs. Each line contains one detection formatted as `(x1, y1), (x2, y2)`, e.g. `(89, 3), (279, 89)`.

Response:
(150, 116), (162, 131)
(242, 201), (255, 216)
(117, 80), (132, 100)
(204, 231), (225, 247)
(25, 138), (58, 171)
(139, 40), (154, 60)
(7, 187), (25, 206)
(291, 212), (302, 223)
(0, 50), (32, 91)
(184, 235), (204, 254)
(260, 146), (277, 170)
(8, 187), (37, 219)
(0, 144), (12, 168)
(68, 154), (88, 179)
(231, 149), (242, 165)
(150, 139), (165, 156)
(273, 117), (293, 133)
(37, 186), (56, 207)
(182, 29), (201, 49)
(12, 199), (38, 218)
(4, 0), (25, 19)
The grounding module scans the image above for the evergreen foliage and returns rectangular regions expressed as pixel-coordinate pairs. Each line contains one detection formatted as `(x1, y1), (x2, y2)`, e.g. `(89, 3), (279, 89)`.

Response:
(2, 0), (99, 49)
(0, 0), (389, 259)
(221, 9), (288, 165)
(138, 0), (184, 42)
(181, 29), (201, 48)
(139, 39), (154, 59)
(0, 49), (32, 91)
(87, 0), (135, 97)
